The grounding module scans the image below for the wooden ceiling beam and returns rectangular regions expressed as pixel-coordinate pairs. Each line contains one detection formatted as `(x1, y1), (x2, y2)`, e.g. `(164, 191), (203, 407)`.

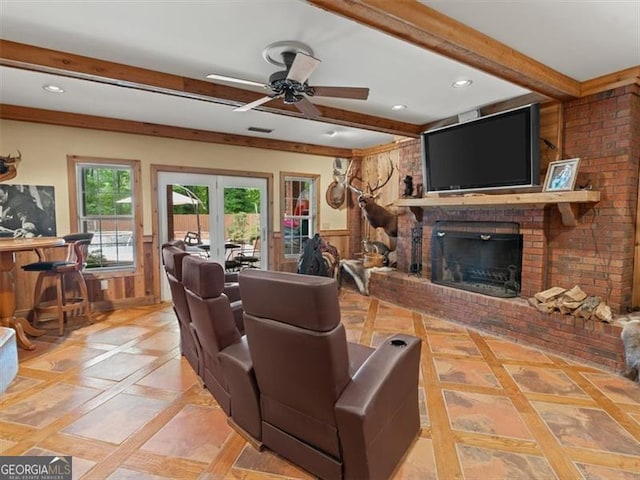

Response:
(0, 40), (420, 137)
(0, 104), (354, 158)
(308, 0), (581, 100)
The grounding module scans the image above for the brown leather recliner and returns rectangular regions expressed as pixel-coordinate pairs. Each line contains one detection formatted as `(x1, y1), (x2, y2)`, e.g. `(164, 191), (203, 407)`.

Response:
(166, 240), (244, 333)
(161, 244), (200, 374)
(182, 255), (261, 440)
(239, 269), (422, 480)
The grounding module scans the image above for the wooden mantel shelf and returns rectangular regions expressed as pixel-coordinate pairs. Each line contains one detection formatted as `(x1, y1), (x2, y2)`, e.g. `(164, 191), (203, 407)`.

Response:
(395, 190), (601, 226)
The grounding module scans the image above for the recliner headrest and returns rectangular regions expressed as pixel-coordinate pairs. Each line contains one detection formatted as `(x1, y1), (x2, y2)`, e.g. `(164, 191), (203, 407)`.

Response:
(182, 255), (225, 299)
(239, 269), (340, 331)
(162, 246), (189, 281)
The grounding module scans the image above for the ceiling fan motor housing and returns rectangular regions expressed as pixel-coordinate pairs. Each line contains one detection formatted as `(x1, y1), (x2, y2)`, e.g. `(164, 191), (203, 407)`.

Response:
(269, 69), (307, 103)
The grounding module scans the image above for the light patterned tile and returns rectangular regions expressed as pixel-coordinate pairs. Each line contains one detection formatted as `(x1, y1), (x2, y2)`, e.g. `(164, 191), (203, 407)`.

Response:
(107, 468), (170, 480)
(392, 437), (437, 480)
(435, 357), (501, 388)
(581, 372), (640, 405)
(23, 445), (95, 479)
(80, 352), (158, 381)
(531, 401), (640, 456)
(133, 330), (180, 351)
(444, 390), (533, 440)
(428, 334), (481, 357)
(83, 325), (152, 346)
(482, 337), (554, 363)
(422, 315), (467, 334)
(135, 358), (198, 392)
(374, 302), (415, 332)
(142, 404), (231, 463)
(504, 365), (589, 397)
(575, 462), (640, 480)
(457, 444), (556, 480)
(0, 438), (16, 453)
(0, 383), (100, 428)
(63, 392), (170, 444)
(233, 444), (314, 479)
(25, 344), (107, 373)
(1, 375), (43, 398)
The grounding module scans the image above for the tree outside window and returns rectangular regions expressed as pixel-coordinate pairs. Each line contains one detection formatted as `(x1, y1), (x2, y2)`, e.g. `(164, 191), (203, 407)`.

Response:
(70, 158), (141, 271)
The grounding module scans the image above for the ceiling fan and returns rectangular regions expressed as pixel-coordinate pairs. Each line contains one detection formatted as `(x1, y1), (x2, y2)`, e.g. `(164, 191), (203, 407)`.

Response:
(207, 50), (369, 119)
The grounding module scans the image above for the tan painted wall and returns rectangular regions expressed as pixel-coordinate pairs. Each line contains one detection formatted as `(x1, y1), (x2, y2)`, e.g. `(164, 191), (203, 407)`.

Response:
(0, 119), (348, 235)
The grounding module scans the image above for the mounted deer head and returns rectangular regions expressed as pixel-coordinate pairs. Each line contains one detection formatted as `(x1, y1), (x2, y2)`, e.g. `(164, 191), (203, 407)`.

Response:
(346, 158), (398, 239)
(0, 150), (21, 182)
(325, 157), (350, 209)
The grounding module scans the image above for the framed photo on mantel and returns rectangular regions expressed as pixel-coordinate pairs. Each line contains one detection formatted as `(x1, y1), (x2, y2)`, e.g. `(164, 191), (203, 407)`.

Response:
(543, 158), (580, 192)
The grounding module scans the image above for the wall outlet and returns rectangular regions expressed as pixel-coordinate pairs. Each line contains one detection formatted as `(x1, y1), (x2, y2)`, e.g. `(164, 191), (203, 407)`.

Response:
(100, 279), (109, 290)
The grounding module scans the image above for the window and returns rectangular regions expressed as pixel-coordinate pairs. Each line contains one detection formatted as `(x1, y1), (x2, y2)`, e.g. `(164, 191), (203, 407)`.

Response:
(68, 156), (142, 272)
(281, 174), (317, 258)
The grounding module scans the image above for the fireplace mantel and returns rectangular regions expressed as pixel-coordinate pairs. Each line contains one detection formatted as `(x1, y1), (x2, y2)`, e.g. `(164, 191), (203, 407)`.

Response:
(395, 190), (600, 226)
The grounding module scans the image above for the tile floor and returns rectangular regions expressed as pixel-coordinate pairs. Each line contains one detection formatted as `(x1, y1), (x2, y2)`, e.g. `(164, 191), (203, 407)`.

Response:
(1, 289), (639, 479)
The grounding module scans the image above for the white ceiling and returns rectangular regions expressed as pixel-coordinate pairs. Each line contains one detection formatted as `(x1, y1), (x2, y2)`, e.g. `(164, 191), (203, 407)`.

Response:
(0, 0), (638, 150)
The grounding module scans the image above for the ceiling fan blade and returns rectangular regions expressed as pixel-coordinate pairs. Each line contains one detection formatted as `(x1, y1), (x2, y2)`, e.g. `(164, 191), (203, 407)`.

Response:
(294, 96), (321, 118)
(286, 52), (320, 84)
(310, 86), (369, 100)
(234, 95), (277, 112)
(206, 73), (268, 88)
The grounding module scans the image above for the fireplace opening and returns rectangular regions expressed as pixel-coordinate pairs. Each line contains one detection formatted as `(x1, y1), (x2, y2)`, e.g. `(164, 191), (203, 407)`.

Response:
(431, 221), (523, 298)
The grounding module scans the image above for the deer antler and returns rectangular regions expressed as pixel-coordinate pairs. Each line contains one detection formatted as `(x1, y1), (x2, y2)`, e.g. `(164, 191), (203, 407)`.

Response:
(367, 157), (395, 195)
(345, 159), (365, 197)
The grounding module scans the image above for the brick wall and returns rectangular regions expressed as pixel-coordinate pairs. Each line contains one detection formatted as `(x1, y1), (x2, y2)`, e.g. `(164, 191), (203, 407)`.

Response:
(370, 271), (625, 371)
(392, 86), (640, 313)
(358, 86), (639, 371)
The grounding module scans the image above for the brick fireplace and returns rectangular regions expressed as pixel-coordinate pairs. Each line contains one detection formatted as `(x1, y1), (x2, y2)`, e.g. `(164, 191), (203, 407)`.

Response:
(431, 221), (523, 298)
(364, 85), (639, 371)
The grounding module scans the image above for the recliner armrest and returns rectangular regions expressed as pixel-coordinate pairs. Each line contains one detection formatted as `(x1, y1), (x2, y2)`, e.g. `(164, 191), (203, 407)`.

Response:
(335, 334), (421, 480)
(219, 337), (262, 441)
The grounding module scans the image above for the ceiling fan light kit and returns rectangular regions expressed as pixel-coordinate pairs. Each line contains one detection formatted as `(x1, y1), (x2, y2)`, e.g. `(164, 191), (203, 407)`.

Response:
(211, 40), (369, 119)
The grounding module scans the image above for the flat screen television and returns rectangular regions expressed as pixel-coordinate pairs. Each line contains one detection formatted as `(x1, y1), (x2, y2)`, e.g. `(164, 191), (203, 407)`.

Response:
(421, 103), (540, 193)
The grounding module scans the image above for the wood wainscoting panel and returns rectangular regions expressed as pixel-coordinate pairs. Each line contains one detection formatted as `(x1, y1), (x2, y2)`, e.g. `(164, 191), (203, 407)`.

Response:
(14, 238), (155, 317)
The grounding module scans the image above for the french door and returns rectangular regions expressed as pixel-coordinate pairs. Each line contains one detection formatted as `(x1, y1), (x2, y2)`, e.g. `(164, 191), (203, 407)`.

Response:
(157, 172), (268, 300)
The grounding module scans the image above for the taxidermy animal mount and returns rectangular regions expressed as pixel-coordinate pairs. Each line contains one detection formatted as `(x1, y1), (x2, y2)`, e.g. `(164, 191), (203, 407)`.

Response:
(346, 158), (398, 239)
(0, 150), (21, 182)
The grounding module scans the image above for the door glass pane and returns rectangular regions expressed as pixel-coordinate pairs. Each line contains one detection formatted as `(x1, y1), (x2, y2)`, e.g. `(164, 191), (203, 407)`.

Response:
(223, 186), (262, 270)
(165, 184), (210, 256)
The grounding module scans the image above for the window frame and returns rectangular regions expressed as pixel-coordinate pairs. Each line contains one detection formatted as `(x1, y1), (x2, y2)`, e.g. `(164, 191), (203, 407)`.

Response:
(280, 172), (319, 260)
(67, 155), (143, 278)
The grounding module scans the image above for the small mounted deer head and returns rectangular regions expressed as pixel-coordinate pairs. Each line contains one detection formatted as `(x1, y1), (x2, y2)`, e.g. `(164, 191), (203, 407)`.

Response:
(325, 157), (350, 209)
(0, 150), (21, 182)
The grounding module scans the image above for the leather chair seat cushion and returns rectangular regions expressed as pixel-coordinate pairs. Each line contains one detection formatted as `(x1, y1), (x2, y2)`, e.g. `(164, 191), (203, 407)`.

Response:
(182, 256), (225, 298)
(240, 270), (340, 332)
(22, 261), (73, 271)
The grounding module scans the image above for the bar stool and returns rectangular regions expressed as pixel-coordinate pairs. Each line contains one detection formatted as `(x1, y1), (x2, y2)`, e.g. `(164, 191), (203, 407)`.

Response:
(22, 233), (93, 335)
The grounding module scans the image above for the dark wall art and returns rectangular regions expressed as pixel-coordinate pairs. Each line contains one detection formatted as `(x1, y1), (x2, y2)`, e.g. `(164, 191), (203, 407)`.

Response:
(0, 184), (56, 238)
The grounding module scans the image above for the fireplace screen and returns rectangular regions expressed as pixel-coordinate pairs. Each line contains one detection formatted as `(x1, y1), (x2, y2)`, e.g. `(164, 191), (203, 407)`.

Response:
(431, 221), (523, 298)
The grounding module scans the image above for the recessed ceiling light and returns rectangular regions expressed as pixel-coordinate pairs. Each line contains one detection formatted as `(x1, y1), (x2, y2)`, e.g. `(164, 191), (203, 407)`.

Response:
(42, 84), (65, 93)
(452, 79), (472, 88)
(391, 104), (407, 111)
